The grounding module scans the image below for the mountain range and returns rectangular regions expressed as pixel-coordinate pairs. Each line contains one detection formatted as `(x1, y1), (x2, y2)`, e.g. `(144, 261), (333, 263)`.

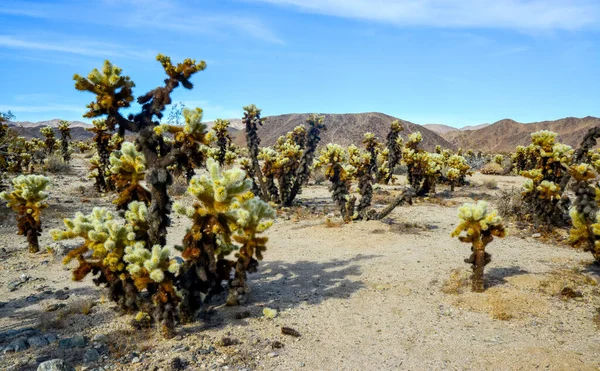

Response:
(8, 115), (600, 154)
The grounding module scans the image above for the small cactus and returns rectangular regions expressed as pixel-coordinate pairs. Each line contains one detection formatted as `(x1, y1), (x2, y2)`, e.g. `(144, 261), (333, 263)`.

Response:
(451, 201), (506, 292)
(0, 174), (51, 252)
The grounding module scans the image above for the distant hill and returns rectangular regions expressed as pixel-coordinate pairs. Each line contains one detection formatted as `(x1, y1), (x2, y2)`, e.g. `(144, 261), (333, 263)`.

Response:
(8, 119), (93, 141)
(442, 116), (600, 153)
(232, 112), (456, 151)
(423, 123), (490, 134)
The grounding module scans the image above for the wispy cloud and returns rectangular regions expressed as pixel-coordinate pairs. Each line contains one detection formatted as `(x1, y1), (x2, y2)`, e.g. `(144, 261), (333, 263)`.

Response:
(0, 35), (155, 59)
(0, 104), (84, 114)
(1, 0), (284, 44)
(249, 0), (600, 31)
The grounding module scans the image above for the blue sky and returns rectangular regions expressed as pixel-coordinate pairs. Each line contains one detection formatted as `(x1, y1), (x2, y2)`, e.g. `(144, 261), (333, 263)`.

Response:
(0, 0), (599, 127)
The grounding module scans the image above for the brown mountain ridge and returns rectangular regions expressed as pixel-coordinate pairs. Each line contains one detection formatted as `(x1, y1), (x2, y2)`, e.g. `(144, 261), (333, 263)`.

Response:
(443, 116), (600, 153)
(232, 112), (456, 151)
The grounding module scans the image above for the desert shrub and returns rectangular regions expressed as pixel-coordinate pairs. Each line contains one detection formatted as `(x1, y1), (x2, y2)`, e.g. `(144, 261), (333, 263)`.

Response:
(0, 174), (51, 252)
(43, 154), (71, 173)
(451, 201), (506, 292)
(482, 178), (498, 190)
(480, 162), (504, 175)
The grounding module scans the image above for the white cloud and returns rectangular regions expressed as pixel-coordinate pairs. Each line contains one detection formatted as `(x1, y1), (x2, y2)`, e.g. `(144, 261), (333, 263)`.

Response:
(249, 0), (600, 30)
(0, 35), (154, 59)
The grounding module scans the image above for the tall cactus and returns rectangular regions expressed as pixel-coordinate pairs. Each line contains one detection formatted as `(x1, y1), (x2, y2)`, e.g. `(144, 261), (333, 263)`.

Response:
(57, 120), (72, 162)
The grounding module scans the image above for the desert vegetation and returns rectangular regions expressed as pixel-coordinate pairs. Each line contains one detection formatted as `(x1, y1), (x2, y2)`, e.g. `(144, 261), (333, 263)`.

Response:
(1, 56), (600, 371)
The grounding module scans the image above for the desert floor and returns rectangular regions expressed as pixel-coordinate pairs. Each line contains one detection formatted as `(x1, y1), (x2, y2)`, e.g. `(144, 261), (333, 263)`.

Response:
(1, 156), (599, 371)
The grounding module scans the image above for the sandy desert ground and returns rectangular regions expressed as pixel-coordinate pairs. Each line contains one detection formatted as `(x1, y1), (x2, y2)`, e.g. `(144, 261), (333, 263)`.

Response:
(0, 155), (599, 371)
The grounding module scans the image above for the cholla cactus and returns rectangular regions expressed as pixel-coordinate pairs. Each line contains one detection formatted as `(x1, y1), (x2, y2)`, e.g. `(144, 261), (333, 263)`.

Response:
(40, 126), (57, 157)
(211, 118), (232, 167)
(314, 144), (355, 221)
(0, 174), (51, 252)
(156, 107), (209, 180)
(243, 104), (268, 199)
(520, 130), (573, 227)
(451, 201), (506, 292)
(283, 114), (326, 206)
(75, 54), (206, 248)
(257, 147), (281, 202)
(402, 131), (441, 195)
(383, 120), (404, 184)
(124, 243), (180, 337)
(108, 142), (151, 210)
(493, 154), (504, 166)
(445, 154), (471, 191)
(348, 148), (374, 219)
(567, 163), (600, 261)
(87, 119), (113, 192)
(174, 158), (275, 318)
(51, 207), (141, 310)
(57, 120), (72, 162)
(362, 132), (381, 175)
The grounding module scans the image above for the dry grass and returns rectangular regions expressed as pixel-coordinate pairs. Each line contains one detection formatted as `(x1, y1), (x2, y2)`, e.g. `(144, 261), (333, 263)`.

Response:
(481, 178), (498, 190)
(324, 216), (344, 228)
(43, 154), (71, 174)
(441, 269), (471, 295)
(36, 298), (96, 331)
(480, 162), (504, 175)
(538, 267), (597, 297)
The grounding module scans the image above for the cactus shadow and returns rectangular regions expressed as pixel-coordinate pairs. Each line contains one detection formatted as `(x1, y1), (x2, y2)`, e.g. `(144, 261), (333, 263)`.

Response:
(183, 254), (377, 334)
(485, 266), (529, 288)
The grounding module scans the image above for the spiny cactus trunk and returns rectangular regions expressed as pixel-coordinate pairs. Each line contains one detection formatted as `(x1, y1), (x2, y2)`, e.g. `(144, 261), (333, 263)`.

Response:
(138, 127), (172, 247)
(179, 222), (221, 322)
(27, 228), (39, 253)
(471, 249), (486, 292)
(560, 127), (600, 191)
(227, 247), (257, 306)
(356, 173), (373, 219)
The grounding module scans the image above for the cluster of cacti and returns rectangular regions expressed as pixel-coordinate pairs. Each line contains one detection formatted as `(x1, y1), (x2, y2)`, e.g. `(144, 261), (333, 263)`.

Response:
(108, 142), (151, 210)
(444, 154), (472, 191)
(520, 130), (572, 227)
(246, 114), (326, 206)
(451, 201), (506, 292)
(314, 144), (356, 221)
(402, 132), (446, 196)
(57, 120), (72, 162)
(173, 158), (275, 318)
(74, 54), (206, 247)
(0, 174), (51, 252)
